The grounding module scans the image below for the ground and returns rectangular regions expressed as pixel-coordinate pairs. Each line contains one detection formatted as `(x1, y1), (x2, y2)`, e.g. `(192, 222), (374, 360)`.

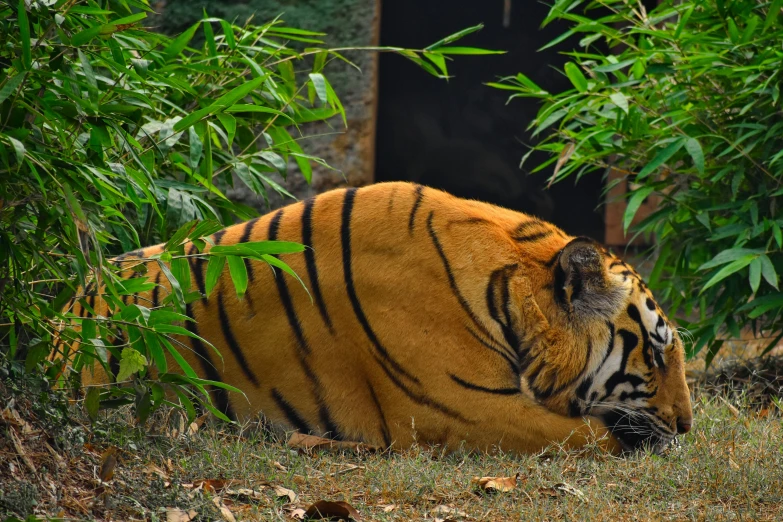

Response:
(1, 357), (782, 521)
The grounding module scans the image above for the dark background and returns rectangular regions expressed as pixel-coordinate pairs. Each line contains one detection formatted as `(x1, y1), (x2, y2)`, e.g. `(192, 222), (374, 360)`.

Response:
(376, 0), (654, 239)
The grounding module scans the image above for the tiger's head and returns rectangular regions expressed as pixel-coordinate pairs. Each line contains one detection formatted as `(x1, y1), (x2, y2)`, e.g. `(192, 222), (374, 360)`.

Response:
(552, 238), (693, 454)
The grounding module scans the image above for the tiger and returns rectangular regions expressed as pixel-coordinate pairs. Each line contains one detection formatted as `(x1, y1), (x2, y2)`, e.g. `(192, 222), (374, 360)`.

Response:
(59, 182), (693, 455)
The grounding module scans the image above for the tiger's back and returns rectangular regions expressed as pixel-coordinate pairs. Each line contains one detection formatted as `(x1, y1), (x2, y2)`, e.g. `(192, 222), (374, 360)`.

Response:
(68, 182), (693, 454)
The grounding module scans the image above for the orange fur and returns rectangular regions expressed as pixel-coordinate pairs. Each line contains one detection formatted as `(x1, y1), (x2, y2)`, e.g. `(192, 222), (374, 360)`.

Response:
(59, 182), (692, 455)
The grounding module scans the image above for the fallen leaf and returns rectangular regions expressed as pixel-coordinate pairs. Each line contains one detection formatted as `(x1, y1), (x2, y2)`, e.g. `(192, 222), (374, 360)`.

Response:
(213, 497), (236, 522)
(287, 433), (376, 453)
(471, 473), (519, 493)
(166, 507), (197, 522)
(288, 507), (307, 520)
(554, 482), (585, 501)
(187, 413), (209, 436)
(274, 461), (288, 471)
(9, 427), (37, 474)
(718, 396), (740, 418)
(729, 457), (740, 470)
(99, 447), (118, 482)
(225, 487), (264, 501)
(757, 407), (770, 419)
(431, 505), (467, 518)
(304, 500), (362, 520)
(274, 485), (299, 503)
(190, 479), (229, 492)
(144, 462), (169, 480)
(381, 504), (397, 512)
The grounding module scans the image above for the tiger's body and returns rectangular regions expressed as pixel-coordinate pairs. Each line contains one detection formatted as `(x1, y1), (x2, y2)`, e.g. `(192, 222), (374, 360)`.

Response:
(66, 182), (692, 454)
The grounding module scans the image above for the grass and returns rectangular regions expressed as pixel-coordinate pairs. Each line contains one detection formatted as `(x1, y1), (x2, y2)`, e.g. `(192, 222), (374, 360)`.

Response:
(1, 369), (783, 521)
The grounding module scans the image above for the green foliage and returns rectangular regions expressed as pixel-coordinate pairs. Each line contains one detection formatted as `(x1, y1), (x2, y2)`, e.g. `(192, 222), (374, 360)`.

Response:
(493, 0), (783, 362)
(0, 0), (490, 421)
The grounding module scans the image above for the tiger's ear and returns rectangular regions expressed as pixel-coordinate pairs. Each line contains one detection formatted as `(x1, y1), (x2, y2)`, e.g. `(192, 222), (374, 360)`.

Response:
(556, 238), (620, 318)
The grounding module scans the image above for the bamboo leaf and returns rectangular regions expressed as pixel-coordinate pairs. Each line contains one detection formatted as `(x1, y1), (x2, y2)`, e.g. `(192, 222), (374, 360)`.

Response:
(564, 62), (588, 92)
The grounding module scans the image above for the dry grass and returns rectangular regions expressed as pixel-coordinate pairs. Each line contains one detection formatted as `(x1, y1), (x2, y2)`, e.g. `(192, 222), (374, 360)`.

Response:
(1, 372), (782, 521)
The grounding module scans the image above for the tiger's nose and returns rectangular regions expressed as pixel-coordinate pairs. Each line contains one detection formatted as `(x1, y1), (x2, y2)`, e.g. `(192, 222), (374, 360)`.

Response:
(676, 418), (692, 434)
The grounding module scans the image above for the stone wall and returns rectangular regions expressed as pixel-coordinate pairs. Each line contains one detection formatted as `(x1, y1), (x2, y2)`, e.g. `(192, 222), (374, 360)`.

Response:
(157, 0), (381, 211)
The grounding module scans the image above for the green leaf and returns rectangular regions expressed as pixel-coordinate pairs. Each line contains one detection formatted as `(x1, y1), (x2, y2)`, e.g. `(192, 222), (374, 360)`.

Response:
(216, 113), (236, 148)
(727, 17), (740, 43)
(760, 255), (779, 290)
(434, 46), (504, 55)
(685, 137), (704, 174)
(84, 387), (100, 422)
(163, 21), (201, 61)
(226, 255), (248, 299)
(623, 186), (654, 233)
(309, 73), (328, 103)
(564, 62), (588, 92)
(170, 257), (192, 297)
(766, 0), (783, 31)
(188, 126), (202, 170)
(173, 77), (264, 132)
(0, 72), (25, 104)
(610, 92), (629, 114)
(116, 348), (148, 382)
(699, 248), (765, 270)
(637, 138), (685, 179)
(18, 0), (31, 70)
(749, 258), (761, 293)
(8, 136), (25, 164)
(204, 255), (226, 298)
(220, 20), (236, 49)
(157, 260), (186, 310)
(424, 24), (484, 50)
(142, 329), (167, 373)
(701, 256), (756, 293)
(210, 240), (305, 257)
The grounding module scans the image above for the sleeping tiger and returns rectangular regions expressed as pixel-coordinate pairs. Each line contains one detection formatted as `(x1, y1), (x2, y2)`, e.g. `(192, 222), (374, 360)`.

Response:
(62, 182), (692, 455)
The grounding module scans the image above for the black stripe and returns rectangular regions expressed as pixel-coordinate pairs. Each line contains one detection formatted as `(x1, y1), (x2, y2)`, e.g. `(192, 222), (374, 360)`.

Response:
(271, 388), (313, 434)
(367, 380), (391, 447)
(268, 209), (308, 355)
(627, 304), (657, 369)
(450, 374), (520, 395)
(465, 326), (519, 376)
(426, 211), (504, 348)
(500, 265), (521, 350)
(486, 265), (521, 352)
(187, 243), (206, 297)
(213, 229), (227, 245)
(341, 188), (419, 384)
(239, 218), (260, 282)
(576, 376), (593, 401)
(544, 249), (562, 268)
(408, 184), (424, 234)
(86, 284), (97, 319)
(514, 219), (543, 235)
(602, 328), (645, 398)
(512, 231), (552, 243)
(217, 292), (260, 386)
(151, 271), (162, 308)
(301, 197), (334, 333)
(387, 185), (398, 213)
(186, 302), (234, 419)
(269, 208), (341, 437)
(373, 352), (469, 422)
